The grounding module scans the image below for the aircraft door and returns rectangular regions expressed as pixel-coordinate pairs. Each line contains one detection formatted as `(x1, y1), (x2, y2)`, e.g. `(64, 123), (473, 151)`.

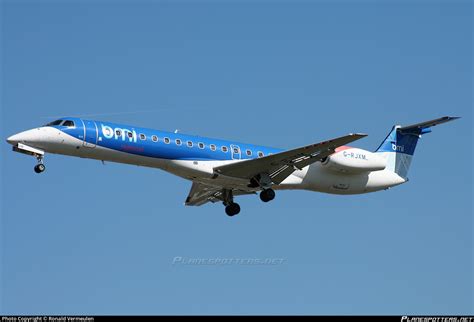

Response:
(82, 120), (98, 148)
(230, 144), (241, 160)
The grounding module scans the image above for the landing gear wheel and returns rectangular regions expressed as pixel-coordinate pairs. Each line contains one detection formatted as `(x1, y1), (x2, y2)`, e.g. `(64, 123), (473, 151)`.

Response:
(34, 164), (45, 174)
(260, 188), (275, 202)
(225, 203), (241, 217)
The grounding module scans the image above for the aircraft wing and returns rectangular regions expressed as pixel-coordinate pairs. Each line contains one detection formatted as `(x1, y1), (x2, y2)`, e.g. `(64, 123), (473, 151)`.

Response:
(185, 182), (255, 206)
(214, 133), (367, 184)
(185, 133), (366, 206)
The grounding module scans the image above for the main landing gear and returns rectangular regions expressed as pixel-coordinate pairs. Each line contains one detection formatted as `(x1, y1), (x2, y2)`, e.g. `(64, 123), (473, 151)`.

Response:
(34, 156), (46, 174)
(250, 174), (276, 203)
(222, 189), (241, 217)
(259, 188), (275, 203)
(225, 202), (241, 217)
(222, 188), (276, 217)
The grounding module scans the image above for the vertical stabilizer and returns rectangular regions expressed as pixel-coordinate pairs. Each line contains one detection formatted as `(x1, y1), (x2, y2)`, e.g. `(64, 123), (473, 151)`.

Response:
(375, 116), (459, 179)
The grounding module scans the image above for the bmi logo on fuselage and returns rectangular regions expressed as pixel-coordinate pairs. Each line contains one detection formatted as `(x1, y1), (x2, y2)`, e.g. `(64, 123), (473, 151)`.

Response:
(101, 124), (137, 143)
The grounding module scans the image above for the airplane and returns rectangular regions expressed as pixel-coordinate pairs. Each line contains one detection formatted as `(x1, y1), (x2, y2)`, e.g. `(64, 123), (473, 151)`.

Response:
(6, 116), (458, 216)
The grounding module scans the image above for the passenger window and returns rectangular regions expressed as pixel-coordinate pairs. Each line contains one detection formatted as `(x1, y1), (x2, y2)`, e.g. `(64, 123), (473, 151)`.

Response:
(210, 144), (216, 151)
(258, 151), (264, 158)
(164, 137), (170, 144)
(246, 149), (252, 156)
(152, 135), (158, 142)
(62, 120), (75, 127)
(116, 130), (122, 136)
(221, 146), (228, 153)
(187, 141), (193, 147)
(198, 142), (205, 149)
(127, 131), (133, 138)
(139, 134), (146, 140)
(233, 147), (239, 154)
(175, 139), (182, 146)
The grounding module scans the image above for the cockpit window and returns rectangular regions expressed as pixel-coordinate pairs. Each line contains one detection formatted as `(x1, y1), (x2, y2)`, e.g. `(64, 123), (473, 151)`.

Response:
(45, 119), (63, 126)
(62, 120), (75, 127)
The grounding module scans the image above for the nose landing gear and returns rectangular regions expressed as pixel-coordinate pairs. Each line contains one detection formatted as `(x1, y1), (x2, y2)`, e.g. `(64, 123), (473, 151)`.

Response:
(34, 156), (45, 174)
(34, 164), (45, 173)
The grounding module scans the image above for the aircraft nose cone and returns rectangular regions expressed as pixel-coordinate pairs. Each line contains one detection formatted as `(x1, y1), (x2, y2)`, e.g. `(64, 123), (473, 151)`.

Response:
(6, 128), (43, 146)
(6, 133), (20, 145)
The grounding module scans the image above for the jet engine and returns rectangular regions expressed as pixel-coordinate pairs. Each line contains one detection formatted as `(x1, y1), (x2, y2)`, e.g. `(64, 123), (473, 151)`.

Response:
(321, 148), (386, 174)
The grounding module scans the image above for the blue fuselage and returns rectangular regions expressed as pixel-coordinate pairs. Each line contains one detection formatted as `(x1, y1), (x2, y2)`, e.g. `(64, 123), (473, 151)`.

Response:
(54, 117), (283, 161)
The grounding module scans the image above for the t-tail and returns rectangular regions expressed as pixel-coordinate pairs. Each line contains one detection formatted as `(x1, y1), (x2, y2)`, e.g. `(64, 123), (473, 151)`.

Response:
(375, 116), (459, 179)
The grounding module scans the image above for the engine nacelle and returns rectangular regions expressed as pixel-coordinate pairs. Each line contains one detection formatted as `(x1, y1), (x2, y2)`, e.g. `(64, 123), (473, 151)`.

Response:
(321, 147), (386, 174)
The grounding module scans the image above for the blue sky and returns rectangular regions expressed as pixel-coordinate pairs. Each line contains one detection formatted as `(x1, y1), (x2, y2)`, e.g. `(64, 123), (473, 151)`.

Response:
(1, 0), (472, 315)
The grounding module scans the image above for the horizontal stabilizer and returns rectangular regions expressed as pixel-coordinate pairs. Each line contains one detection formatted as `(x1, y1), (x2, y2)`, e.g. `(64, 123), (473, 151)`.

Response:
(399, 116), (460, 134)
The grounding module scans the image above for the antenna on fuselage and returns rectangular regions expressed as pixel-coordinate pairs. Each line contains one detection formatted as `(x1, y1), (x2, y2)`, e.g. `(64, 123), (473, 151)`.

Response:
(174, 129), (179, 133)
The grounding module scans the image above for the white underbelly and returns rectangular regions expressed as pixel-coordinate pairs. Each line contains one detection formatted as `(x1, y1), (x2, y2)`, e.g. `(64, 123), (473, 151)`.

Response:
(43, 135), (405, 195)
